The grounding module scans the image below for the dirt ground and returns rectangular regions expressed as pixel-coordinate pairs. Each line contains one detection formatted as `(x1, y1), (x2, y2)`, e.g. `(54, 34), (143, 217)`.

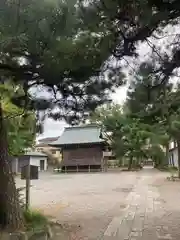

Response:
(16, 168), (180, 239)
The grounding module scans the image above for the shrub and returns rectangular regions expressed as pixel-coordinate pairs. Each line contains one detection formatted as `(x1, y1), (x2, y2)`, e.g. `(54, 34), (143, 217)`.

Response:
(23, 209), (48, 230)
(17, 187), (48, 230)
(169, 166), (178, 171)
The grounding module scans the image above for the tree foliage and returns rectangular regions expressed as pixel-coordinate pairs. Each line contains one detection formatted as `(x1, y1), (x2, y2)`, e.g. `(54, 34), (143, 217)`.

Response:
(1, 83), (36, 156)
(0, 0), (126, 124)
(0, 0), (127, 230)
(82, 0), (180, 78)
(85, 0), (180, 171)
(126, 63), (180, 169)
(0, 1), (180, 119)
(91, 104), (152, 169)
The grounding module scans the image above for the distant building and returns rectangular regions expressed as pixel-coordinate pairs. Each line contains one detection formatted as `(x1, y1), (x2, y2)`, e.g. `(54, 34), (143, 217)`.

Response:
(50, 124), (108, 172)
(11, 151), (48, 173)
(169, 140), (178, 167)
(35, 136), (62, 165)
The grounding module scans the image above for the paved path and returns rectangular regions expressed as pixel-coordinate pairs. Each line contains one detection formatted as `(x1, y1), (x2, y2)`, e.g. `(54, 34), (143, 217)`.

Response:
(56, 168), (180, 239)
(16, 168), (180, 239)
(102, 168), (180, 240)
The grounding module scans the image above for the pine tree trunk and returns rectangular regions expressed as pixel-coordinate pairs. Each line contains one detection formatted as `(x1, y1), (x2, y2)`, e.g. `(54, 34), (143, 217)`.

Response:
(177, 140), (180, 179)
(0, 102), (24, 230)
(164, 144), (169, 166)
(128, 156), (133, 170)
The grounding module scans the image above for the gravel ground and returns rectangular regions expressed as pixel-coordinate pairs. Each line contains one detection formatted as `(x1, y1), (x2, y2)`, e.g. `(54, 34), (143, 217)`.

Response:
(16, 168), (180, 240)
(16, 171), (137, 238)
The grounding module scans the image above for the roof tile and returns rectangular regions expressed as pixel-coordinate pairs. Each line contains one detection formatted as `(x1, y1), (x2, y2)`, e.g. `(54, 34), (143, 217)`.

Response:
(50, 124), (104, 146)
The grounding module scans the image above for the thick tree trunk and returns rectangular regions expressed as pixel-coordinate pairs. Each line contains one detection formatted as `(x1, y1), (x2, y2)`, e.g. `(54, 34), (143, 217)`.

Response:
(0, 102), (24, 230)
(177, 140), (180, 179)
(164, 144), (169, 166)
(128, 156), (133, 170)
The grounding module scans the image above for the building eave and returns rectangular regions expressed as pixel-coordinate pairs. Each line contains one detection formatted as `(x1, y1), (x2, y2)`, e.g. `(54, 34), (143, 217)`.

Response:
(49, 141), (105, 148)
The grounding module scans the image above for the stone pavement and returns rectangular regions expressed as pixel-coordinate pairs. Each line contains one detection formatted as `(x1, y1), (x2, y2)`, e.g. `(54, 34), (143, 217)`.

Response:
(103, 168), (180, 240)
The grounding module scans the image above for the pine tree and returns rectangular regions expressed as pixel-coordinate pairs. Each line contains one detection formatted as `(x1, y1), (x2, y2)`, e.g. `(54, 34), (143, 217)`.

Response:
(2, 0), (180, 228)
(0, 0), (125, 229)
(82, 0), (180, 85)
(126, 63), (180, 169)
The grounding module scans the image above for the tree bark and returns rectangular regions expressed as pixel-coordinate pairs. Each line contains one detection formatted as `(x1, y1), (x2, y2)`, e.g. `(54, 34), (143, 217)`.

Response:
(0, 102), (24, 230)
(128, 156), (133, 170)
(177, 140), (180, 179)
(164, 144), (169, 166)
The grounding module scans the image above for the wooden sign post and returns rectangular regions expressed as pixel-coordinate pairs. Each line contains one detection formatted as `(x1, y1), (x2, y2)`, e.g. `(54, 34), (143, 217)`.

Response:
(25, 163), (31, 210)
(21, 164), (39, 210)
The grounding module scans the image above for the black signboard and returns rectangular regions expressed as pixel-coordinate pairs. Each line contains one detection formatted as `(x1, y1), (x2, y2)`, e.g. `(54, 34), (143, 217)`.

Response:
(21, 165), (39, 180)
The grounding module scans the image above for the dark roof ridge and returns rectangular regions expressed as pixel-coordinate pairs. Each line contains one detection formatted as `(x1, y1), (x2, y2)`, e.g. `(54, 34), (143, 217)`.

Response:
(65, 124), (100, 131)
(38, 136), (60, 143)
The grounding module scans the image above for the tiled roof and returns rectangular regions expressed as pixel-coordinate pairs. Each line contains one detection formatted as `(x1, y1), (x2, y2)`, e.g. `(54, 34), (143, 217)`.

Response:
(25, 151), (47, 157)
(50, 124), (104, 146)
(38, 136), (60, 143)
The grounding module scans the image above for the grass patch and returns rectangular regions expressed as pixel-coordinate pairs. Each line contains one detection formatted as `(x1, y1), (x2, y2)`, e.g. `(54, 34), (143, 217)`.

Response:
(23, 209), (48, 230)
(169, 166), (178, 171)
(17, 187), (49, 232)
(157, 166), (178, 172)
(164, 166), (180, 181)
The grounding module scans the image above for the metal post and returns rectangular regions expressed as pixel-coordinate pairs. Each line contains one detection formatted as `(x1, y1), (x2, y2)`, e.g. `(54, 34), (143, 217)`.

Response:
(25, 163), (31, 210)
(77, 165), (78, 172)
(65, 165), (67, 173)
(88, 165), (91, 173)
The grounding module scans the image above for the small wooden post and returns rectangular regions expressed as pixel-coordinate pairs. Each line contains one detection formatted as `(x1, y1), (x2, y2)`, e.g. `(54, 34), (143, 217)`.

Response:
(104, 157), (108, 172)
(88, 165), (91, 173)
(25, 163), (31, 210)
(101, 157), (104, 172)
(15, 157), (18, 173)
